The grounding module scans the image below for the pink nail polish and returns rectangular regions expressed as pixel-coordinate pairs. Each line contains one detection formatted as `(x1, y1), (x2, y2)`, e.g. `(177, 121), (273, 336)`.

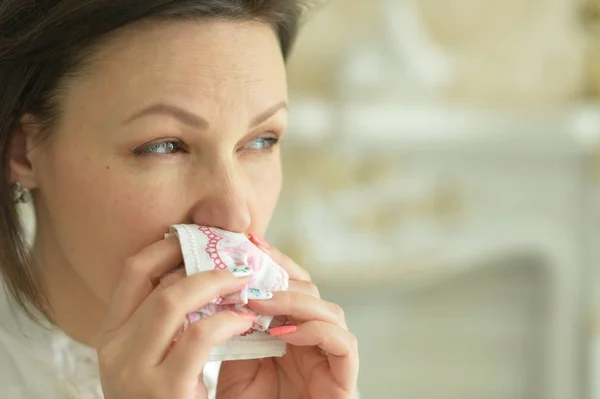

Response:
(248, 232), (272, 250)
(267, 325), (297, 337)
(238, 313), (257, 322)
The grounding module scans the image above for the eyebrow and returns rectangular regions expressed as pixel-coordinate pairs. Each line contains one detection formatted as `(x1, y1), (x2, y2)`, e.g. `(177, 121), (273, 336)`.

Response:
(124, 101), (288, 129)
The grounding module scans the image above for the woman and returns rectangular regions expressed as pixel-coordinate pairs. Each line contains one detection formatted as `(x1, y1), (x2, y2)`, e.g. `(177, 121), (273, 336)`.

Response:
(0, 1), (359, 398)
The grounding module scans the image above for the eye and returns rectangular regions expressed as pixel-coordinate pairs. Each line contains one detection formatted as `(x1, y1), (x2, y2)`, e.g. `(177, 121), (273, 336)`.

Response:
(134, 140), (185, 156)
(244, 137), (280, 151)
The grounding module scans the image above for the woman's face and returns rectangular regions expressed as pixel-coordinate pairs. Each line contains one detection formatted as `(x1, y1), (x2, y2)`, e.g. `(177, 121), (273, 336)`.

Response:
(21, 20), (287, 302)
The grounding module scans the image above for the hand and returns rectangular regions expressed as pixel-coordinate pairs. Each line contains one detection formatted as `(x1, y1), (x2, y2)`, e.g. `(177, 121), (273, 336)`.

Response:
(217, 235), (359, 399)
(96, 237), (256, 399)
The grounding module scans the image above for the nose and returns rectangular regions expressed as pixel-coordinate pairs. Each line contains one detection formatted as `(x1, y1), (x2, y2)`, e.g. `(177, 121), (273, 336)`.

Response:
(189, 163), (252, 233)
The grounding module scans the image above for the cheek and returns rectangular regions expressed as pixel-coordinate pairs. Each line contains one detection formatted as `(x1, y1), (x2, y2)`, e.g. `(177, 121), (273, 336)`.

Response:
(38, 149), (187, 301)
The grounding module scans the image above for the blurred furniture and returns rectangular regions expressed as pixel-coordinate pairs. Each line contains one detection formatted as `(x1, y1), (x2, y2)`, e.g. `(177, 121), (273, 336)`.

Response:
(288, 0), (587, 105)
(269, 102), (598, 399)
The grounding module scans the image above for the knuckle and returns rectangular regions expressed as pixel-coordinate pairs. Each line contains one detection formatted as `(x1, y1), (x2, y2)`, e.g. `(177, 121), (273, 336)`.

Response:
(153, 291), (178, 314)
(279, 291), (295, 309)
(122, 256), (146, 281)
(206, 269), (231, 286)
(208, 268), (229, 279)
(202, 270), (230, 292)
(215, 310), (240, 326)
(330, 302), (346, 320)
(157, 269), (184, 289)
(289, 261), (312, 281)
(186, 311), (240, 346)
(221, 310), (239, 318)
(219, 311), (242, 326)
(301, 269), (312, 282)
(187, 320), (210, 343)
(306, 281), (320, 297)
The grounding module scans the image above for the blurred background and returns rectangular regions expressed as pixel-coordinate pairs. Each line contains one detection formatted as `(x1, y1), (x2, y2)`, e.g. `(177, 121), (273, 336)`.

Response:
(265, 0), (600, 398)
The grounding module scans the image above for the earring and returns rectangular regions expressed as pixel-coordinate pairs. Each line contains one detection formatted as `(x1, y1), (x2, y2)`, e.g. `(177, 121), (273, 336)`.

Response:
(12, 181), (30, 204)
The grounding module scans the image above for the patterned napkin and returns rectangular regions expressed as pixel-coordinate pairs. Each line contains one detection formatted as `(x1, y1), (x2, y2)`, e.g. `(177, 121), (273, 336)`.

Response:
(164, 224), (289, 362)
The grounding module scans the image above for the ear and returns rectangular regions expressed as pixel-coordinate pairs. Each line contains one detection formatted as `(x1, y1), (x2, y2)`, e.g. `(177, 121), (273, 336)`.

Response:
(10, 114), (41, 189)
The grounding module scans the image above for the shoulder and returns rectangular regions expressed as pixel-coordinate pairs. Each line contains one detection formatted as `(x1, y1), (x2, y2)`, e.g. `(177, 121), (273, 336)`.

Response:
(0, 283), (73, 397)
(0, 336), (25, 394)
(0, 323), (69, 398)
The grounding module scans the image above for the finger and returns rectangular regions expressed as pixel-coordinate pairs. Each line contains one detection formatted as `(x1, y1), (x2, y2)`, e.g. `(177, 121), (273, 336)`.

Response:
(134, 270), (251, 365)
(102, 237), (183, 332)
(155, 267), (186, 290)
(248, 291), (347, 329)
(287, 280), (320, 298)
(248, 233), (311, 281)
(164, 311), (255, 380)
(272, 321), (359, 392)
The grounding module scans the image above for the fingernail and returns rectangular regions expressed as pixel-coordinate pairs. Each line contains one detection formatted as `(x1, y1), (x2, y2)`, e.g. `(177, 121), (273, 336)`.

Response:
(232, 266), (253, 277)
(248, 288), (273, 300)
(248, 232), (272, 250)
(267, 325), (297, 337)
(238, 312), (258, 321)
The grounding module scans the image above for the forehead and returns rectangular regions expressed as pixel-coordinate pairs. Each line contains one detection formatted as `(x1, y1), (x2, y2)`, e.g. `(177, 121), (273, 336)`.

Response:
(61, 19), (287, 121)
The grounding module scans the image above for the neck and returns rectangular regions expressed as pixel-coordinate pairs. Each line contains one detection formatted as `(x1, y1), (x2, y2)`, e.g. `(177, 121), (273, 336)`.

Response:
(33, 212), (106, 348)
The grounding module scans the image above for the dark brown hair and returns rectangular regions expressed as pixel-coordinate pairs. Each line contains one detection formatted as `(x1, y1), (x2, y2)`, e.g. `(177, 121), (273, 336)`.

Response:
(0, 0), (307, 323)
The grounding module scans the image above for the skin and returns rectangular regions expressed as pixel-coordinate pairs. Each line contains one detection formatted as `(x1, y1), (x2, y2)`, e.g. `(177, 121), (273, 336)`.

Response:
(9, 19), (358, 399)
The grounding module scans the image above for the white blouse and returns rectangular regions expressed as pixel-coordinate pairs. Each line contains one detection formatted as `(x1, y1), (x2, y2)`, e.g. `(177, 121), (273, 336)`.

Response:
(0, 279), (220, 399)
